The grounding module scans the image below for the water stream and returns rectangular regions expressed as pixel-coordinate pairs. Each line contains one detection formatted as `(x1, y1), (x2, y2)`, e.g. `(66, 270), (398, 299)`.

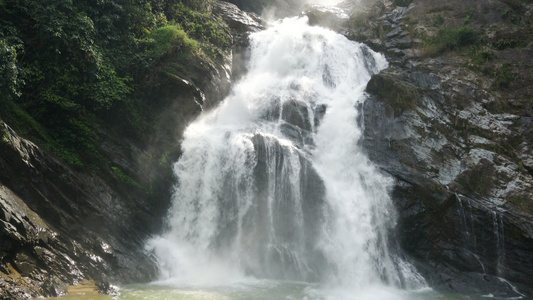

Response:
(144, 16), (428, 299)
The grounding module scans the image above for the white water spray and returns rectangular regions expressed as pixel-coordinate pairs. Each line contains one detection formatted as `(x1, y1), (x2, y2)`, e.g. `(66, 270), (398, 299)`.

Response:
(147, 16), (425, 296)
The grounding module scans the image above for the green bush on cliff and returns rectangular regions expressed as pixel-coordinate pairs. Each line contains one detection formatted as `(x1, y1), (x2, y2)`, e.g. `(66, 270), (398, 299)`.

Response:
(146, 25), (199, 60)
(0, 39), (22, 101)
(423, 26), (478, 56)
(494, 62), (517, 89)
(0, 0), (229, 169)
(163, 3), (230, 58)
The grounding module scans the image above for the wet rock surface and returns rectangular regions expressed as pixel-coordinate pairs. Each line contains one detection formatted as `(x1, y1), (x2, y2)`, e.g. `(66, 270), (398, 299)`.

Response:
(250, 132), (326, 282)
(310, 0), (533, 297)
(0, 121), (157, 299)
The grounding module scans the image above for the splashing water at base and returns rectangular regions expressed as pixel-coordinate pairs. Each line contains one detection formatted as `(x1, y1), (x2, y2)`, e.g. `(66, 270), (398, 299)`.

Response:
(146, 16), (427, 299)
(48, 281), (485, 300)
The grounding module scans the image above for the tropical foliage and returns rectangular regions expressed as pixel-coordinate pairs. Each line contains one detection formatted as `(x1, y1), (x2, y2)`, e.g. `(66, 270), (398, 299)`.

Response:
(0, 0), (229, 168)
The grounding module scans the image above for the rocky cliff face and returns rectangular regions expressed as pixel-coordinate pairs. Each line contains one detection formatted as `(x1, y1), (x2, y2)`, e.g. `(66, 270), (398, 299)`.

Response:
(0, 121), (158, 298)
(0, 2), (262, 299)
(303, 0), (533, 297)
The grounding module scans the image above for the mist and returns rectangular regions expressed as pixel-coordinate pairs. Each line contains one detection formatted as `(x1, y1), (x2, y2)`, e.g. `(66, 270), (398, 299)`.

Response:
(225, 0), (347, 19)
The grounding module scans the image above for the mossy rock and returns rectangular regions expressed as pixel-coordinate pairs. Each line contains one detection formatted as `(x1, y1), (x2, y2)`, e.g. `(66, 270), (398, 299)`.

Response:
(394, 0), (413, 7)
(0, 120), (8, 144)
(509, 196), (533, 215)
(456, 158), (496, 195)
(366, 73), (420, 116)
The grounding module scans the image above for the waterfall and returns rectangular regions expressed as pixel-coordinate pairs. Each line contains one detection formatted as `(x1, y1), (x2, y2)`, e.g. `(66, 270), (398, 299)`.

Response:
(492, 211), (505, 276)
(147, 16), (425, 294)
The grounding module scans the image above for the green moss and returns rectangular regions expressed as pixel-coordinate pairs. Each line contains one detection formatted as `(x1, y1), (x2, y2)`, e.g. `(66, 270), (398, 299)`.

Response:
(501, 9), (510, 18)
(366, 74), (419, 116)
(463, 9), (474, 25)
(476, 143), (502, 154)
(1, 123), (8, 144)
(401, 17), (418, 26)
(493, 38), (526, 50)
(423, 26), (478, 56)
(393, 0), (413, 6)
(470, 48), (494, 66)
(47, 116), (107, 169)
(456, 161), (495, 195)
(111, 166), (142, 189)
(510, 134), (524, 148)
(518, 161), (525, 172)
(0, 100), (49, 144)
(509, 196), (533, 214)
(146, 25), (199, 59)
(159, 153), (169, 167)
(467, 47), (496, 78)
(52, 148), (85, 168)
(494, 63), (517, 89)
(431, 14), (445, 27)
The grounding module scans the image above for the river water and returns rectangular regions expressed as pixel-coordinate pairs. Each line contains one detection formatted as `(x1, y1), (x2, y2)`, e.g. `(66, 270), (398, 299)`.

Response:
(50, 281), (482, 300)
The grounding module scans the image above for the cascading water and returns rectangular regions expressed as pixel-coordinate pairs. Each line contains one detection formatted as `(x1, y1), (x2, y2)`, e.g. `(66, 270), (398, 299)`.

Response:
(147, 16), (426, 298)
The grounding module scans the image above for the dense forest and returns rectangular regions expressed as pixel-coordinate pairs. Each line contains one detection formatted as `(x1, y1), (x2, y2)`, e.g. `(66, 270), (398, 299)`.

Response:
(0, 0), (232, 169)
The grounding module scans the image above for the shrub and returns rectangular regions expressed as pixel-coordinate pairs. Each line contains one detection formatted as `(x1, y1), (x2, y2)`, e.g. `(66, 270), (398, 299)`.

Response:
(470, 48), (494, 66)
(0, 37), (23, 101)
(147, 25), (199, 59)
(423, 26), (478, 56)
(494, 63), (517, 89)
(432, 14), (445, 27)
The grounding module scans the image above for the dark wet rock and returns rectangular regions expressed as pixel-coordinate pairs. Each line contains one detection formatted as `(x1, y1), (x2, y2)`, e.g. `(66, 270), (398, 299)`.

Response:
(363, 61), (533, 296)
(366, 72), (420, 117)
(279, 123), (305, 148)
(215, 1), (264, 33)
(303, 4), (351, 31)
(250, 132), (325, 281)
(313, 104), (327, 128)
(214, 1), (265, 83)
(352, 0), (533, 296)
(0, 122), (157, 299)
(281, 99), (312, 132)
(279, 99), (316, 149)
(256, 96), (316, 149)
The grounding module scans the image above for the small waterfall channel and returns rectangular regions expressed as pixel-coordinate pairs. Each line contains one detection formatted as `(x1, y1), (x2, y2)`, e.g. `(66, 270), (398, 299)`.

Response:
(147, 16), (426, 299)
